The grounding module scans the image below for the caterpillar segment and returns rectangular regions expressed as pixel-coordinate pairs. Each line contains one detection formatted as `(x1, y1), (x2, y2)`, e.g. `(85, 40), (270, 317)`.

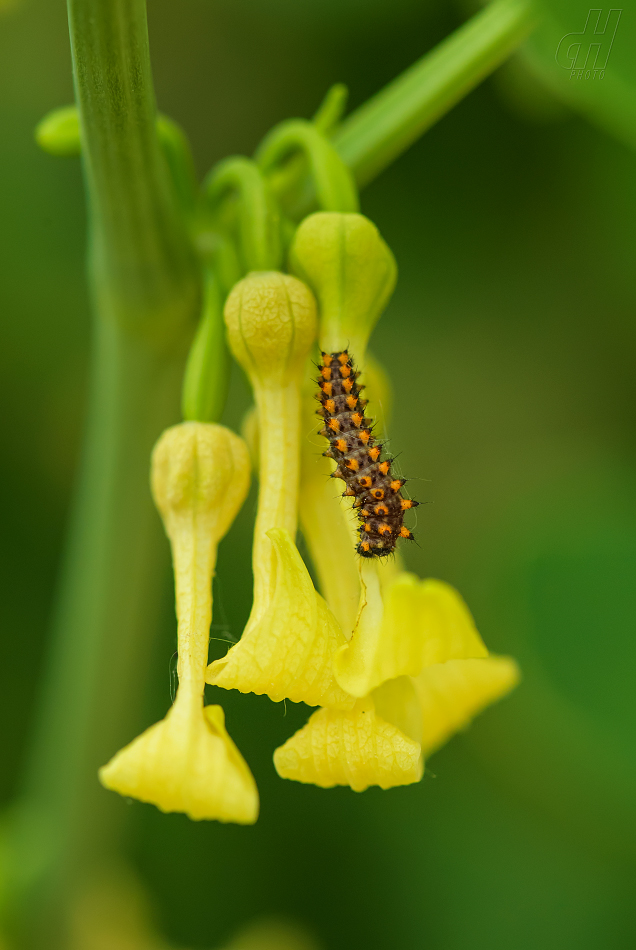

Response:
(315, 350), (418, 558)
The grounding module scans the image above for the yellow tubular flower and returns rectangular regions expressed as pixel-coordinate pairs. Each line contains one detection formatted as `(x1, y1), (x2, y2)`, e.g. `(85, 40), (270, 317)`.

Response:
(289, 214), (399, 637)
(274, 213), (519, 792)
(99, 422), (258, 824)
(210, 527), (352, 707)
(275, 575), (519, 789)
(206, 272), (351, 707)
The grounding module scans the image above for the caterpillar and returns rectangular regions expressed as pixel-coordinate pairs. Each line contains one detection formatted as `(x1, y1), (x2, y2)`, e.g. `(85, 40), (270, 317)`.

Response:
(316, 350), (418, 558)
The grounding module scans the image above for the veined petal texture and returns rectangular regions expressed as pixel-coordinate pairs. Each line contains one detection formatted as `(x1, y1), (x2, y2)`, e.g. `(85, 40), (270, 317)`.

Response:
(274, 697), (423, 792)
(99, 705), (258, 824)
(207, 528), (353, 708)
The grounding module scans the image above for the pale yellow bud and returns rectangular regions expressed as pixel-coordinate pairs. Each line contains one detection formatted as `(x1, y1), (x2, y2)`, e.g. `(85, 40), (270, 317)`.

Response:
(151, 421), (250, 543)
(224, 271), (317, 386)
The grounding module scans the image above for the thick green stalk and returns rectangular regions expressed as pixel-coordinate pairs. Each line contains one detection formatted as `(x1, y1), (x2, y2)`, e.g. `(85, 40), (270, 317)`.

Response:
(11, 0), (199, 943)
(67, 0), (198, 346)
(13, 327), (186, 945)
(334, 0), (536, 187)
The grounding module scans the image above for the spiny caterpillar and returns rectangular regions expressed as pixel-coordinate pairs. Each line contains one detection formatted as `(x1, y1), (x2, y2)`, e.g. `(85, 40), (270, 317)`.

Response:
(316, 350), (418, 558)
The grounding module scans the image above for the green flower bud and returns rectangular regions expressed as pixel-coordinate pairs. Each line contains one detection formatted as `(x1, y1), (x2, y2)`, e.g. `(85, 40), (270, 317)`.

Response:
(289, 212), (397, 359)
(35, 106), (81, 156)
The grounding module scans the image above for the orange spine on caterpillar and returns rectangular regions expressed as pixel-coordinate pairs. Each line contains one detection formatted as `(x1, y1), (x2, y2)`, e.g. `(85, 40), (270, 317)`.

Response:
(315, 350), (418, 558)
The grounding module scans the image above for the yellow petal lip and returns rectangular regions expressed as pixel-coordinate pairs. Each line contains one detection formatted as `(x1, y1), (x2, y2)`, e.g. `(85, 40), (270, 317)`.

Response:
(274, 697), (422, 792)
(207, 527), (354, 708)
(334, 573), (489, 698)
(413, 655), (520, 756)
(99, 705), (259, 824)
(371, 675), (423, 744)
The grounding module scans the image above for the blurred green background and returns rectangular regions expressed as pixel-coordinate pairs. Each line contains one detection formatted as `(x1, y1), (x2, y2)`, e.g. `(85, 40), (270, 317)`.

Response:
(2, 0), (636, 947)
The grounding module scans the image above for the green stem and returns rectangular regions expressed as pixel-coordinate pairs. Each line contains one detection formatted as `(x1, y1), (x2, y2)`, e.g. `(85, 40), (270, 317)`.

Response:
(11, 0), (198, 942)
(14, 325), (185, 945)
(67, 0), (198, 345)
(334, 0), (536, 187)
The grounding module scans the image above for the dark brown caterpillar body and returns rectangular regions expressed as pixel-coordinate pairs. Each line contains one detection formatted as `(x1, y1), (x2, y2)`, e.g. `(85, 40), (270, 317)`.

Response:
(315, 350), (418, 558)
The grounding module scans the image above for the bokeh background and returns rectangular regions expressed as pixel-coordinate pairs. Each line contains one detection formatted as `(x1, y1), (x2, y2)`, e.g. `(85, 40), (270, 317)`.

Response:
(2, 0), (636, 947)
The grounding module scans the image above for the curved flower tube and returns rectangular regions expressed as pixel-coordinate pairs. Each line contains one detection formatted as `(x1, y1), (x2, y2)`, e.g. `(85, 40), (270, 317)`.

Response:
(206, 272), (350, 707)
(99, 422), (258, 823)
(256, 120), (359, 217)
(202, 156), (282, 273)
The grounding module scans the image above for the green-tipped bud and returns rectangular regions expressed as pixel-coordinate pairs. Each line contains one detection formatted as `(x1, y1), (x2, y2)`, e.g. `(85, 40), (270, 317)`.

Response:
(224, 271), (317, 385)
(289, 212), (397, 359)
(35, 106), (81, 156)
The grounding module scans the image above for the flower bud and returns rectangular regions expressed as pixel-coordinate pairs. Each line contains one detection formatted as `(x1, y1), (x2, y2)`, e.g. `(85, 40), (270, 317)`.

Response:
(224, 271), (317, 386)
(151, 421), (250, 543)
(35, 105), (81, 156)
(288, 212), (397, 357)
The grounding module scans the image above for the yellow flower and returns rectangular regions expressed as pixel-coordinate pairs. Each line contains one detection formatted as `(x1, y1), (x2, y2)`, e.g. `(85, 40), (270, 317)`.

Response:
(333, 570), (489, 698)
(206, 272), (350, 708)
(274, 565), (519, 790)
(273, 211), (520, 791)
(99, 422), (258, 823)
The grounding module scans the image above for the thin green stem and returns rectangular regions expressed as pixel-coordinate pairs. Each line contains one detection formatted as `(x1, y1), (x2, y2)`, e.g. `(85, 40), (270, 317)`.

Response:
(202, 157), (282, 272)
(334, 0), (536, 187)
